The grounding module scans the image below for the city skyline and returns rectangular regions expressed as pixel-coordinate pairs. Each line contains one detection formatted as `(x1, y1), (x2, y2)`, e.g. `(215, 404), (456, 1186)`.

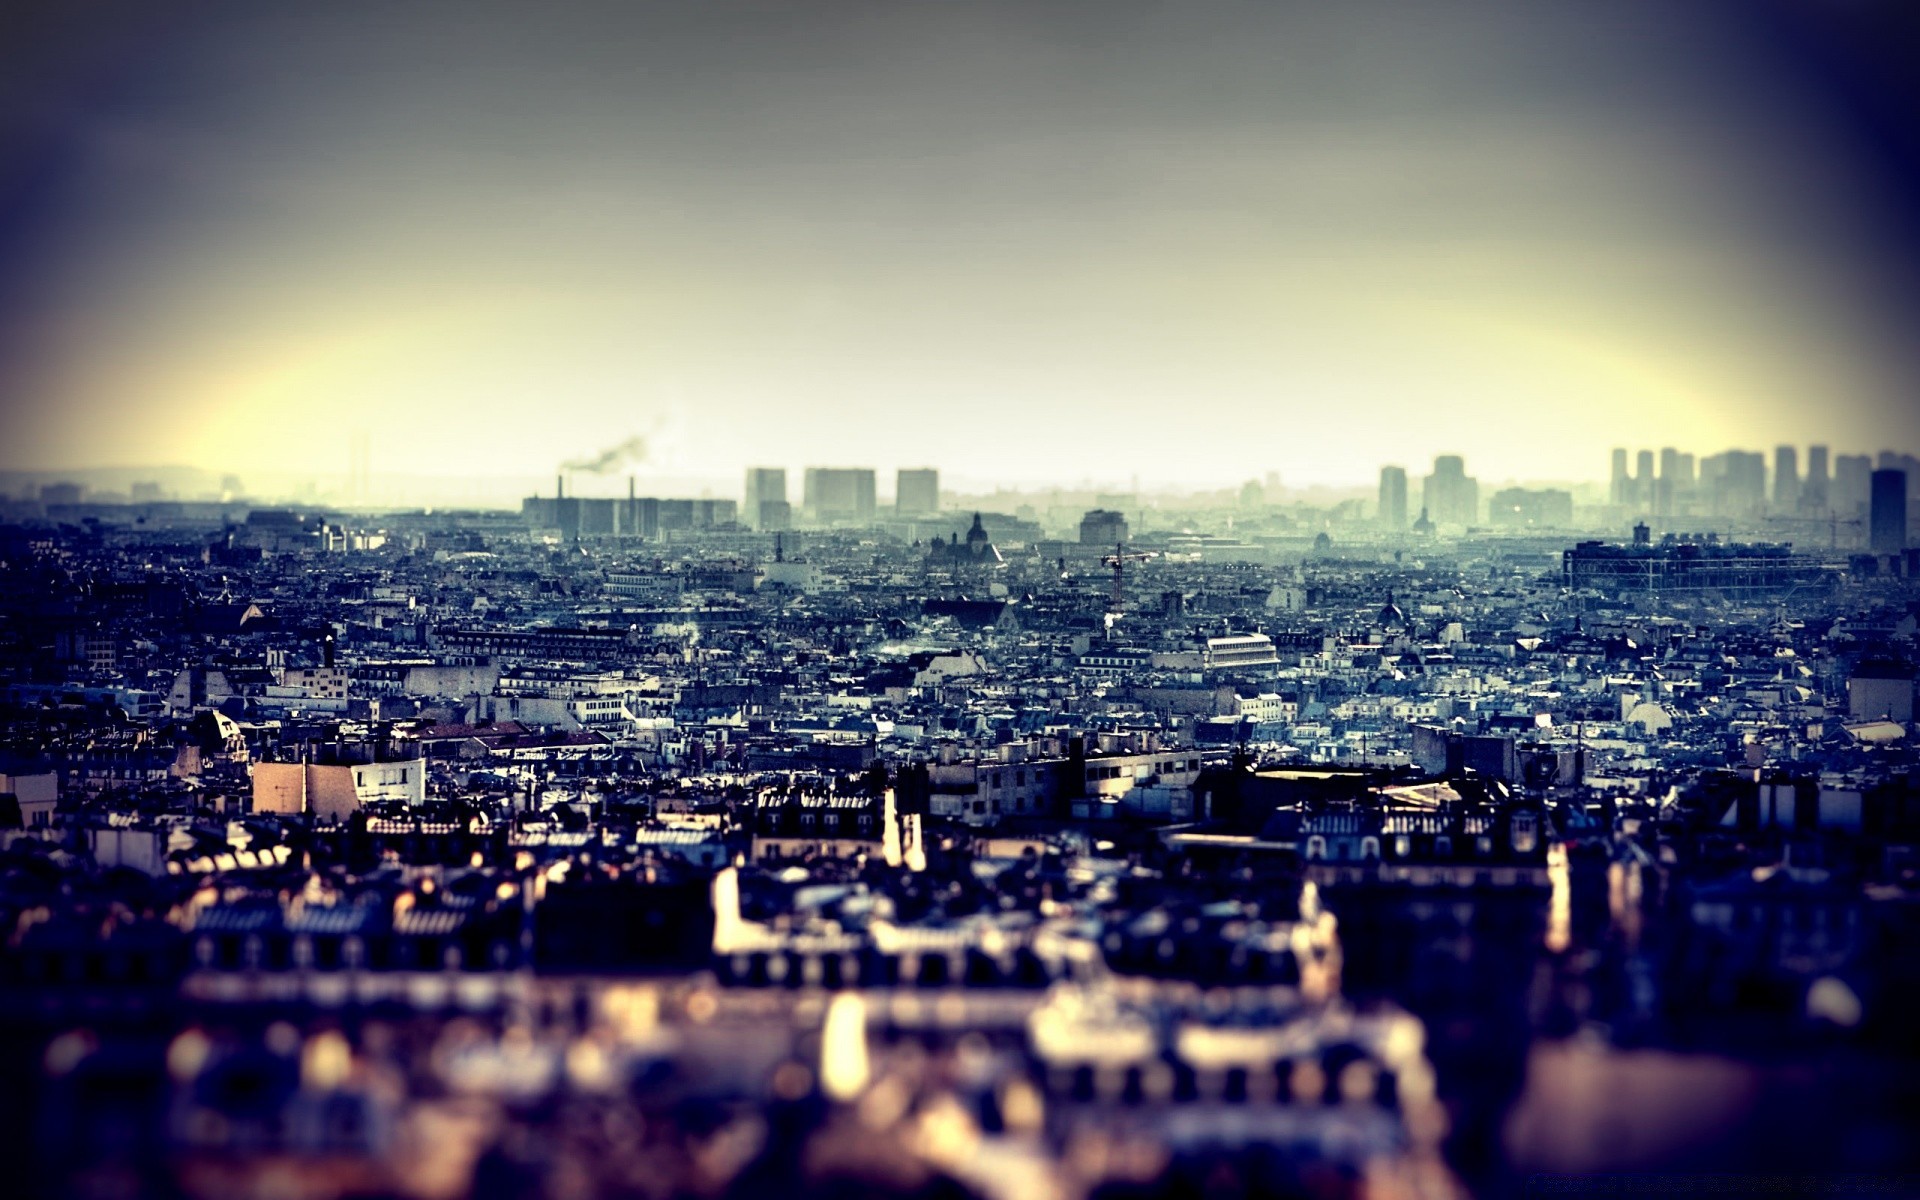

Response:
(5, 5), (1920, 1195)
(5, 2), (1920, 485)
(9, 437), (1919, 512)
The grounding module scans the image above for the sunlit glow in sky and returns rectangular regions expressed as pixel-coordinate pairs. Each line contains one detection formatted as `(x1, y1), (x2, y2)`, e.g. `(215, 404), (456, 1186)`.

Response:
(2, 1), (1917, 494)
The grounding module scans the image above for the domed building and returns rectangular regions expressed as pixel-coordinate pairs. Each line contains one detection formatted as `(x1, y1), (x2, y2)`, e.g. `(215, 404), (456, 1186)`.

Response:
(925, 512), (1003, 568)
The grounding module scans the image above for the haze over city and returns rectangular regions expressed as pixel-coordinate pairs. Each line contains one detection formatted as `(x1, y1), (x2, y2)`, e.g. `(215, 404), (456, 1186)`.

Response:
(9, 5), (1920, 1199)
(4, 1), (1920, 493)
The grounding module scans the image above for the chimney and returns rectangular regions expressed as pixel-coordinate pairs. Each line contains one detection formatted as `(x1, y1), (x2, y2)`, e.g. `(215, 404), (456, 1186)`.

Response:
(711, 867), (744, 953)
(556, 474), (564, 500)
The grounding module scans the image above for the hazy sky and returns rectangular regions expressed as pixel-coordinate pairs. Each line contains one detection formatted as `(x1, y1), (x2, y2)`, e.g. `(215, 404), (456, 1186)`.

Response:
(3, 0), (1918, 491)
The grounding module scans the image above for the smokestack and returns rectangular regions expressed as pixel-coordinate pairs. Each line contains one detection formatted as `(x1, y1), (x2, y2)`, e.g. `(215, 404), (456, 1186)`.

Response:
(628, 475), (635, 501)
(556, 474), (564, 499)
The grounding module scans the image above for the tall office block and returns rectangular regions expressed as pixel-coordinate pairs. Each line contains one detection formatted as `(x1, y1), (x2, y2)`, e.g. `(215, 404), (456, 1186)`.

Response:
(1871, 469), (1908, 555)
(1609, 448), (1629, 506)
(896, 468), (940, 516)
(803, 468), (877, 524)
(1773, 446), (1799, 511)
(1834, 455), (1873, 517)
(1703, 450), (1766, 518)
(1378, 466), (1408, 532)
(1803, 445), (1829, 512)
(1655, 447), (1681, 517)
(1423, 455), (1479, 527)
(743, 467), (787, 531)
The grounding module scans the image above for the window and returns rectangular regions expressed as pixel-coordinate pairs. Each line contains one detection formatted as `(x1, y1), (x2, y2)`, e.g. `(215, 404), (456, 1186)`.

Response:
(1511, 811), (1539, 855)
(1306, 835), (1327, 860)
(1360, 836), (1380, 860)
(1434, 835), (1452, 857)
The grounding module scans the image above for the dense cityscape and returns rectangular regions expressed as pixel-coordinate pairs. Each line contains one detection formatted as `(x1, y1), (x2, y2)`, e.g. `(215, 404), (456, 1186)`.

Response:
(0, 444), (1916, 1198)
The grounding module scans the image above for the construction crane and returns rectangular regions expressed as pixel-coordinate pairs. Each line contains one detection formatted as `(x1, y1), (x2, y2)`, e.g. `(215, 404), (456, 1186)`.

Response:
(1764, 513), (1863, 551)
(1100, 542), (1157, 615)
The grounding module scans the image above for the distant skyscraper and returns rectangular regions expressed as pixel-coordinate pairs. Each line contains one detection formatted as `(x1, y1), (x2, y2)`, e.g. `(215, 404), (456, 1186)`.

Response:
(1609, 448), (1629, 506)
(895, 468), (939, 516)
(1634, 450), (1654, 508)
(1803, 445), (1829, 513)
(1378, 466), (1408, 532)
(1079, 509), (1129, 546)
(1702, 450), (1766, 518)
(1884, 452), (1920, 487)
(803, 468), (877, 524)
(1422, 455), (1479, 527)
(757, 501), (792, 532)
(743, 467), (787, 530)
(1675, 452), (1696, 503)
(1870, 469), (1908, 555)
(1834, 454), (1873, 518)
(1773, 446), (1799, 511)
(1656, 447), (1681, 517)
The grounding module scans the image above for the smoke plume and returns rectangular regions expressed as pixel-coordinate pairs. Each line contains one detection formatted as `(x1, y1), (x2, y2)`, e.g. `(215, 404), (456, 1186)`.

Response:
(562, 436), (649, 475)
